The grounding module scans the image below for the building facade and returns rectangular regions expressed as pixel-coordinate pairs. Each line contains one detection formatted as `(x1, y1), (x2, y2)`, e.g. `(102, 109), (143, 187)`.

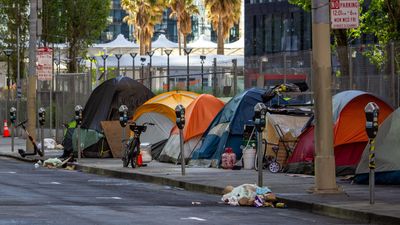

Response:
(99, 0), (130, 42)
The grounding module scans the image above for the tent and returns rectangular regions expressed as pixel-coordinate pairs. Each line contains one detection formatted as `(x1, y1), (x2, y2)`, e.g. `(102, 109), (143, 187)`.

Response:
(132, 91), (199, 159)
(354, 108), (400, 185)
(287, 90), (394, 175)
(63, 76), (154, 158)
(190, 88), (267, 165)
(158, 94), (225, 163)
(152, 34), (178, 49)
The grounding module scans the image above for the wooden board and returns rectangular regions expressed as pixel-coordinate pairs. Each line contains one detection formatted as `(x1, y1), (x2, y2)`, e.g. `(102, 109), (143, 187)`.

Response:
(100, 121), (130, 158)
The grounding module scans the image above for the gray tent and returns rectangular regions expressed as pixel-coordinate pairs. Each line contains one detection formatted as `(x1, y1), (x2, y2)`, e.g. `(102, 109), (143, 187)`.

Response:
(354, 108), (400, 185)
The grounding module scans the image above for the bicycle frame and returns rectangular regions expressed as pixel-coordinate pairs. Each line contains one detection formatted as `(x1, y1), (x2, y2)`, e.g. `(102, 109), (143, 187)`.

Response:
(122, 122), (154, 168)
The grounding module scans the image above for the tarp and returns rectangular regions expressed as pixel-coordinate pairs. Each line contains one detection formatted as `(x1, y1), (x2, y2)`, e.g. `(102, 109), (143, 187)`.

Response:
(355, 108), (400, 184)
(158, 94), (224, 163)
(132, 91), (199, 159)
(287, 90), (394, 175)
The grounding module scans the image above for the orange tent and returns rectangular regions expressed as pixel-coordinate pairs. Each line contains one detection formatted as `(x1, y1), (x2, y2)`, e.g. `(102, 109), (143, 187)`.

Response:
(159, 94), (225, 163)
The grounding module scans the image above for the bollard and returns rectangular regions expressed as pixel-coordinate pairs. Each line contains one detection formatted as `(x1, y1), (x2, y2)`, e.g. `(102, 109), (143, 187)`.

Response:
(175, 104), (186, 176)
(365, 102), (379, 205)
(75, 105), (83, 160)
(38, 107), (46, 156)
(9, 107), (16, 152)
(254, 103), (267, 187)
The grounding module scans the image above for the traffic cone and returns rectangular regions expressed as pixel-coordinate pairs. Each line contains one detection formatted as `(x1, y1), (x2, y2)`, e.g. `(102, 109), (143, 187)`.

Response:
(3, 120), (10, 137)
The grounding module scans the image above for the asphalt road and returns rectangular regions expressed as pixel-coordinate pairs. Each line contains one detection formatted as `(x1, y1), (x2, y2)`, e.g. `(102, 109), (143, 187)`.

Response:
(0, 157), (374, 225)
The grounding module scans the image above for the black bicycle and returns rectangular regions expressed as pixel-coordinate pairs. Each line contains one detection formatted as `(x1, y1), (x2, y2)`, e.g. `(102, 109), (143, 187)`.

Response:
(122, 121), (154, 168)
(16, 120), (44, 157)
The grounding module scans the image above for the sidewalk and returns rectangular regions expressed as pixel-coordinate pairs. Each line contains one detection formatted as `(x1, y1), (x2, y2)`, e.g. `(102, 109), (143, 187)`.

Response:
(1, 137), (399, 224)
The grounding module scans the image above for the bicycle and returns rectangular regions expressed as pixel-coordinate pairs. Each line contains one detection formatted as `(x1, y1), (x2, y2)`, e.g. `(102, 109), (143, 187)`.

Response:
(122, 121), (154, 168)
(254, 140), (281, 173)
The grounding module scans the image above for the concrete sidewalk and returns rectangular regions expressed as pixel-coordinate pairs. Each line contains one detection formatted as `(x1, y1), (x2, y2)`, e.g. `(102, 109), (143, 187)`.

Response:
(1, 137), (399, 224)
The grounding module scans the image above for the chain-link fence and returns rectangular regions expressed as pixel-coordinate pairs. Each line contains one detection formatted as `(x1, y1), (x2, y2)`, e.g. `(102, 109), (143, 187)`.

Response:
(246, 42), (400, 107)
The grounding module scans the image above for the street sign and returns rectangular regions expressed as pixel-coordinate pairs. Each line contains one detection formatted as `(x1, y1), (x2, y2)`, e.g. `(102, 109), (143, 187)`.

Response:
(37, 48), (53, 81)
(330, 0), (359, 29)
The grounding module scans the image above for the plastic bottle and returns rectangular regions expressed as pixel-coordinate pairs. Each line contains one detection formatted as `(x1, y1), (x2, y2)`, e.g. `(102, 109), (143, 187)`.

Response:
(221, 147), (236, 169)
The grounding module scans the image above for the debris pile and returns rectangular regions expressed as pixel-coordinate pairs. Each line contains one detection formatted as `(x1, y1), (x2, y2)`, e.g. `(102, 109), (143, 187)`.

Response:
(222, 184), (286, 208)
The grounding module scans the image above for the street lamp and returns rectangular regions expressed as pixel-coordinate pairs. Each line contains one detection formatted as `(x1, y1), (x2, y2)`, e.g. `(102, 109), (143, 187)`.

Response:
(147, 51), (155, 91)
(130, 53), (137, 79)
(88, 56), (96, 80)
(200, 55), (206, 91)
(101, 53), (109, 81)
(184, 48), (192, 91)
(3, 49), (13, 123)
(140, 57), (146, 83)
(76, 56), (83, 73)
(164, 49), (172, 91)
(115, 53), (123, 76)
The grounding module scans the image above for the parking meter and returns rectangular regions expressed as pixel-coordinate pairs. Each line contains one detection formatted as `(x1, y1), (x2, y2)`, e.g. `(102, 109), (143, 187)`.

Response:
(10, 107), (16, 152)
(119, 105), (129, 127)
(254, 103), (267, 132)
(38, 107), (46, 126)
(254, 102), (267, 187)
(175, 104), (185, 175)
(75, 105), (83, 160)
(38, 107), (46, 156)
(365, 102), (379, 139)
(175, 104), (185, 129)
(74, 105), (83, 125)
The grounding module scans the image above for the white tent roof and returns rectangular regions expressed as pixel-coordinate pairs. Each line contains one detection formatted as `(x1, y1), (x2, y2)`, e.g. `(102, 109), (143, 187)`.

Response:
(92, 34), (138, 48)
(188, 35), (217, 49)
(152, 34), (178, 48)
(225, 37), (244, 49)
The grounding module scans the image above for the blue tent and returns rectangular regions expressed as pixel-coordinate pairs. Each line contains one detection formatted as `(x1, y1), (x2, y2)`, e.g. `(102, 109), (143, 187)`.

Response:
(191, 88), (270, 162)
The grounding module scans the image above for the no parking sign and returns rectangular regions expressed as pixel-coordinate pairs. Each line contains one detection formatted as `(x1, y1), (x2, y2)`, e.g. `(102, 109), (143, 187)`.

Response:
(37, 47), (53, 81)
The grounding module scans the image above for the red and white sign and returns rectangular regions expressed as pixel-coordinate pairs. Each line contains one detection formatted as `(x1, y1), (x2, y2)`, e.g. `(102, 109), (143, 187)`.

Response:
(330, 0), (359, 29)
(37, 48), (53, 81)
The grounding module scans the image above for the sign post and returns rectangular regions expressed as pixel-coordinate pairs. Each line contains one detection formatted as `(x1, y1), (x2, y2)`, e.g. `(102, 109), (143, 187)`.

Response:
(330, 0), (359, 29)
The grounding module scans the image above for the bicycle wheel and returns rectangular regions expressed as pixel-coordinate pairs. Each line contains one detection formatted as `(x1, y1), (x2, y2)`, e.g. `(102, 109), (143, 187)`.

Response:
(130, 140), (139, 168)
(268, 161), (281, 173)
(122, 144), (130, 167)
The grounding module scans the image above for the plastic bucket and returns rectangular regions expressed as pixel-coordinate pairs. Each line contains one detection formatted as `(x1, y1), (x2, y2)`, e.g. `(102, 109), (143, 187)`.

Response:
(140, 143), (152, 163)
(242, 148), (256, 170)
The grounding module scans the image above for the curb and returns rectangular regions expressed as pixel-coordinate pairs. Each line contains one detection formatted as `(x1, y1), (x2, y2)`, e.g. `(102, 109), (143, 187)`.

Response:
(0, 153), (37, 163)
(75, 164), (400, 225)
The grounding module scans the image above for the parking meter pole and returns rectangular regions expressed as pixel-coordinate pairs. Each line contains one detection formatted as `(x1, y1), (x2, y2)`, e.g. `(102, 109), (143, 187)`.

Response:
(77, 124), (81, 160)
(10, 107), (16, 152)
(179, 128), (185, 176)
(369, 138), (375, 204)
(257, 131), (263, 187)
(41, 124), (44, 156)
(364, 102), (379, 205)
(254, 103), (267, 187)
(11, 123), (14, 152)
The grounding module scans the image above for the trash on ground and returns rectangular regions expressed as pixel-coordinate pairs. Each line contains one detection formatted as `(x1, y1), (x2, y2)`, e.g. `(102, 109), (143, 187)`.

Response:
(43, 158), (63, 168)
(37, 138), (57, 150)
(222, 184), (287, 208)
(191, 201), (201, 205)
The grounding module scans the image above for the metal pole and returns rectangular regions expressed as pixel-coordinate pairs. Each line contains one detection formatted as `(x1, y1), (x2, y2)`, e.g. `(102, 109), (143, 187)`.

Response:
(312, 0), (337, 192)
(369, 138), (375, 204)
(186, 53), (190, 91)
(179, 128), (185, 176)
(6, 56), (10, 125)
(50, 44), (54, 138)
(41, 123), (45, 156)
(213, 58), (217, 96)
(390, 42), (396, 106)
(11, 119), (14, 152)
(201, 61), (204, 91)
(283, 52), (287, 84)
(348, 47), (353, 89)
(77, 124), (81, 160)
(141, 64), (144, 82)
(232, 59), (237, 95)
(167, 55), (170, 91)
(16, 21), (20, 136)
(257, 130), (263, 187)
(148, 63), (152, 91)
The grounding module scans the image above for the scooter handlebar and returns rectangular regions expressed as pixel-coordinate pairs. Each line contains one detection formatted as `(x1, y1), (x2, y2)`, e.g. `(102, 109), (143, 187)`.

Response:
(16, 119), (28, 128)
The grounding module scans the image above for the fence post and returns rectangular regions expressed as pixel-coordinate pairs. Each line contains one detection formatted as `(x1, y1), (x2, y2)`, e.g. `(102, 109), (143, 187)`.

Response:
(390, 42), (396, 106)
(213, 58), (217, 96)
(148, 63), (152, 91)
(348, 46), (353, 90)
(232, 59), (237, 96)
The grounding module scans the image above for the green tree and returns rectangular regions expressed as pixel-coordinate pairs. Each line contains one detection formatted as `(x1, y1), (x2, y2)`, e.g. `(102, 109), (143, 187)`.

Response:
(0, 0), (29, 82)
(42, 0), (110, 72)
(121, 0), (166, 55)
(169, 0), (199, 55)
(204, 0), (241, 55)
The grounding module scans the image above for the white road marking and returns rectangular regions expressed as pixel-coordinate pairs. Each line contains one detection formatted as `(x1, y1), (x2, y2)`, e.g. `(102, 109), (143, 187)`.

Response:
(0, 171), (16, 174)
(50, 182), (61, 185)
(95, 197), (122, 200)
(180, 217), (207, 222)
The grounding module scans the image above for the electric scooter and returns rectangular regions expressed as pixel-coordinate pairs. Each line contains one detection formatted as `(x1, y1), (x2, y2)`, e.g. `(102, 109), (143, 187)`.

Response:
(16, 120), (44, 157)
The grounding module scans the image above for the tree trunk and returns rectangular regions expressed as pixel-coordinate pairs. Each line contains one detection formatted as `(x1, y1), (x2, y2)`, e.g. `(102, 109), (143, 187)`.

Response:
(217, 17), (224, 55)
(178, 30), (182, 55)
(333, 29), (349, 89)
(183, 34), (187, 50)
(140, 32), (145, 55)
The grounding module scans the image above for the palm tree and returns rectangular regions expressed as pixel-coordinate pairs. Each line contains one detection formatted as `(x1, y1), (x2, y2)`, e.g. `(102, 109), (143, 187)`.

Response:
(169, 0), (199, 55)
(121, 0), (166, 55)
(204, 0), (241, 55)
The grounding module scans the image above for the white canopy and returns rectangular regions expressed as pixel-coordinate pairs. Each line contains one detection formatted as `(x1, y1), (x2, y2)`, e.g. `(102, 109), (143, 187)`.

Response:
(92, 34), (138, 49)
(225, 37), (244, 49)
(188, 35), (217, 49)
(152, 34), (178, 49)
